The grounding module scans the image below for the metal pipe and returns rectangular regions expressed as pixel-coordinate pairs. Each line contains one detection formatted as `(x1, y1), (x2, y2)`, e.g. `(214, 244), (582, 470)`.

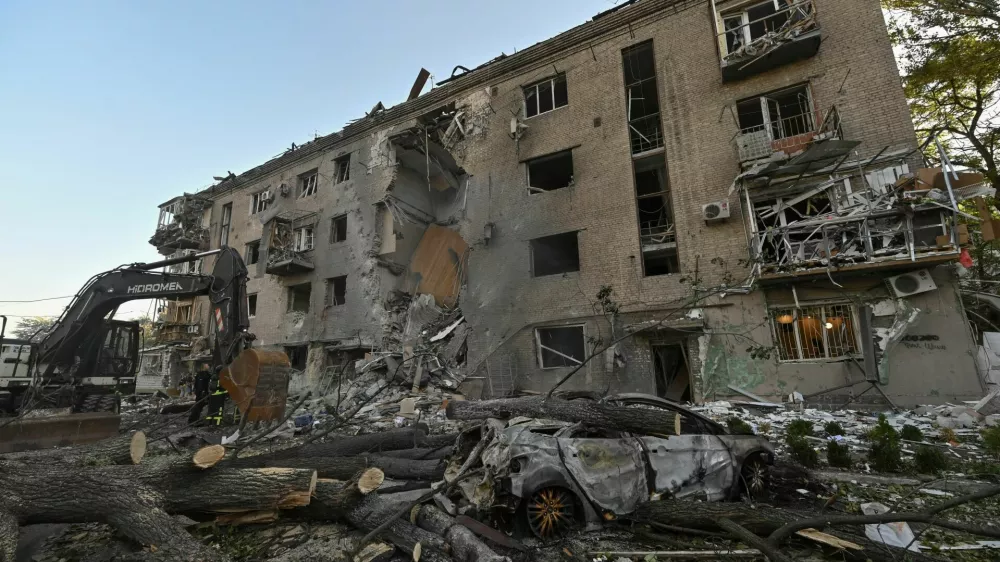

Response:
(135, 248), (222, 271)
(935, 139), (960, 213)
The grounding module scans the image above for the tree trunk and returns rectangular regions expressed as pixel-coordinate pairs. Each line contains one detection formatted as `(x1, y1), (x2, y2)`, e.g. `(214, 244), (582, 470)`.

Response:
(192, 445), (226, 469)
(228, 454), (445, 481)
(299, 429), (435, 457)
(381, 447), (453, 460)
(0, 460), (221, 562)
(447, 396), (683, 436)
(291, 469), (384, 521)
(631, 500), (946, 562)
(0, 431), (146, 466)
(134, 457), (317, 514)
(348, 493), (450, 562)
(412, 504), (509, 562)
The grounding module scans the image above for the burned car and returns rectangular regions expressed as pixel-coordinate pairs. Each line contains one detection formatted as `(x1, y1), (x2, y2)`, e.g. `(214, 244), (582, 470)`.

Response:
(481, 394), (774, 538)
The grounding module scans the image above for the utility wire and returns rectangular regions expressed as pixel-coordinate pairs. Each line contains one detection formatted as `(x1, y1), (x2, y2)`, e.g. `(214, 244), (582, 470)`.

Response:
(0, 295), (74, 303)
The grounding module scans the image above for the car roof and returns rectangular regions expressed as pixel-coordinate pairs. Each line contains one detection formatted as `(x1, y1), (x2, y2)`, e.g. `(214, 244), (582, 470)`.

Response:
(601, 393), (727, 433)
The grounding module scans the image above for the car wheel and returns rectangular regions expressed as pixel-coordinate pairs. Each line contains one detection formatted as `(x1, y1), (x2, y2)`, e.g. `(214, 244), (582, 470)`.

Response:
(525, 487), (578, 539)
(740, 455), (770, 500)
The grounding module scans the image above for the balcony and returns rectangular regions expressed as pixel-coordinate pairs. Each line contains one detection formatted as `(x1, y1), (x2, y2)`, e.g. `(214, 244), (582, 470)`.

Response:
(151, 300), (201, 345)
(150, 194), (211, 256)
(717, 0), (820, 82)
(732, 139), (979, 281)
(265, 210), (316, 276)
(732, 90), (840, 167)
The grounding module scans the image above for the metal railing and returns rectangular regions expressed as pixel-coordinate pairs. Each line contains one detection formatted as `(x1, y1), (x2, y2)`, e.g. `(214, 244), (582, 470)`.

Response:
(770, 303), (859, 361)
(733, 109), (816, 162)
(641, 222), (676, 246)
(629, 114), (664, 154)
(719, 0), (817, 62)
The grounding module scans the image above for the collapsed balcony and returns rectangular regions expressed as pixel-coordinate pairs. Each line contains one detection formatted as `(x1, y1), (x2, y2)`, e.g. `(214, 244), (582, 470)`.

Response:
(150, 299), (201, 345)
(149, 194), (212, 256)
(389, 121), (466, 193)
(717, 0), (821, 82)
(265, 210), (317, 276)
(733, 139), (994, 280)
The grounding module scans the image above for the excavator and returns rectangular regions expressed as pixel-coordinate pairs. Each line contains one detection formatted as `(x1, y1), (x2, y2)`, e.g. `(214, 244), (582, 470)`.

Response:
(0, 247), (290, 450)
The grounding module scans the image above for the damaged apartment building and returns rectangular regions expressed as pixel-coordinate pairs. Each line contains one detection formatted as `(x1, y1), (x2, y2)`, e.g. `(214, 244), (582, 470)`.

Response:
(148, 0), (990, 408)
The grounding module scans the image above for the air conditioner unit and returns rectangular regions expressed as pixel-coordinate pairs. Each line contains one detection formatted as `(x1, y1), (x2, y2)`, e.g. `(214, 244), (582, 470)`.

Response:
(887, 269), (937, 298)
(702, 201), (730, 221)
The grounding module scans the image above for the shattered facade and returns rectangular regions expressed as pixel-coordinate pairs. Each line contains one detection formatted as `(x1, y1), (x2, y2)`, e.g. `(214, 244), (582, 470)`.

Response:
(151, 0), (986, 407)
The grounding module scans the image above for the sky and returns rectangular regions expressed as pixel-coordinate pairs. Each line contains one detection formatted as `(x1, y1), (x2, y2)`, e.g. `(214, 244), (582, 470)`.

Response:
(0, 0), (617, 330)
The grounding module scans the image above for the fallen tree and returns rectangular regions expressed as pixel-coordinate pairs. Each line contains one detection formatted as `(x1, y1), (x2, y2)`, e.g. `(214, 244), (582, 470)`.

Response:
(0, 430), (146, 466)
(228, 454), (445, 481)
(446, 396), (682, 436)
(412, 504), (510, 562)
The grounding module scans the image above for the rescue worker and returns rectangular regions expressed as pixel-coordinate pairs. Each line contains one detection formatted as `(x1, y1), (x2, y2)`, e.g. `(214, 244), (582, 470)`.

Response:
(187, 363), (212, 423)
(205, 367), (229, 426)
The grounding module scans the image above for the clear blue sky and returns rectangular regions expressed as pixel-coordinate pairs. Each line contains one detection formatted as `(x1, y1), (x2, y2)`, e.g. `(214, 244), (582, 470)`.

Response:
(0, 0), (616, 328)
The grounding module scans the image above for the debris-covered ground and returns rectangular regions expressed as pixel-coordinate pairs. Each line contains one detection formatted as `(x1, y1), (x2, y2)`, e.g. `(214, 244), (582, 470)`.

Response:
(9, 382), (1000, 562)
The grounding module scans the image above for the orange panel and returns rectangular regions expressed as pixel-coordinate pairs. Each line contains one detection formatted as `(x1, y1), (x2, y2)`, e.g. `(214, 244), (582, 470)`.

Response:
(220, 349), (290, 422)
(407, 224), (469, 307)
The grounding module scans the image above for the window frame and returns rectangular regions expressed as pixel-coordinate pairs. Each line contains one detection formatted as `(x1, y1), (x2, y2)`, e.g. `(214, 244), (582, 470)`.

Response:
(534, 324), (587, 370)
(334, 155), (351, 184)
(326, 275), (347, 307)
(287, 283), (312, 313)
(298, 169), (319, 198)
(245, 240), (261, 265)
(250, 189), (271, 215)
(769, 302), (861, 362)
(523, 74), (568, 119)
(330, 214), (348, 244)
(294, 226), (315, 252)
(247, 293), (258, 318)
(720, 0), (792, 56)
(736, 83), (815, 141)
(219, 203), (232, 246)
(529, 231), (581, 278)
(526, 149), (575, 193)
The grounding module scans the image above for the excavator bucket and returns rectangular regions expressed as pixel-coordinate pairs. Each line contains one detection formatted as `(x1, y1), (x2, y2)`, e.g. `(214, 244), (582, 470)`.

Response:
(220, 349), (290, 422)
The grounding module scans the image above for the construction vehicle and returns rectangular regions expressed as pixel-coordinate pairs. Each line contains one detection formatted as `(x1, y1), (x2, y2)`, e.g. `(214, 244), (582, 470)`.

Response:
(0, 247), (289, 433)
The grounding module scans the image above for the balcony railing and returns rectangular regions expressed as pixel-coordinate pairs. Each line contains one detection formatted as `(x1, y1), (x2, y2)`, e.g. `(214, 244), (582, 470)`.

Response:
(717, 0), (820, 82)
(641, 222), (676, 248)
(629, 114), (664, 155)
(733, 109), (817, 162)
(265, 210), (316, 276)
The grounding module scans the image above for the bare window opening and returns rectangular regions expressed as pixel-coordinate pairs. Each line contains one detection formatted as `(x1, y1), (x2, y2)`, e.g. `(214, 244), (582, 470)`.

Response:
(334, 155), (351, 183)
(299, 169), (319, 198)
(530, 232), (580, 277)
(326, 276), (347, 306)
(295, 226), (314, 252)
(330, 215), (348, 243)
(622, 41), (663, 155)
(245, 240), (260, 265)
(247, 294), (257, 318)
(285, 345), (307, 370)
(220, 203), (232, 246)
(288, 283), (312, 313)
(527, 150), (574, 193)
(736, 84), (814, 140)
(770, 303), (859, 361)
(536, 325), (586, 369)
(524, 74), (568, 118)
(643, 248), (679, 276)
(652, 344), (691, 402)
(251, 190), (271, 215)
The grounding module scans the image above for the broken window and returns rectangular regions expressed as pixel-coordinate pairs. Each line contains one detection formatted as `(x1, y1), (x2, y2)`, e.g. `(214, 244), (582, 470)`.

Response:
(167, 250), (202, 275)
(621, 41), (663, 155)
(285, 345), (307, 370)
(770, 303), (859, 361)
(299, 169), (319, 198)
(247, 294), (257, 318)
(287, 283), (311, 313)
(220, 203), (232, 246)
(294, 226), (314, 252)
(535, 325), (586, 369)
(736, 84), (814, 142)
(334, 155), (351, 183)
(251, 190), (271, 215)
(330, 215), (347, 243)
(325, 276), (347, 306)
(245, 240), (260, 265)
(526, 150), (574, 193)
(721, 0), (794, 56)
(524, 74), (568, 118)
(530, 232), (580, 277)
(632, 153), (678, 276)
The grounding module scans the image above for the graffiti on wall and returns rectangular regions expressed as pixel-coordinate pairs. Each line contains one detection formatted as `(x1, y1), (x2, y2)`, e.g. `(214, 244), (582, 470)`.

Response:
(900, 334), (946, 351)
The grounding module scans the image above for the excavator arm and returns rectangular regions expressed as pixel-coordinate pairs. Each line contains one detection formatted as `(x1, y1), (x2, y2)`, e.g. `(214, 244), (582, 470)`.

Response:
(33, 247), (288, 420)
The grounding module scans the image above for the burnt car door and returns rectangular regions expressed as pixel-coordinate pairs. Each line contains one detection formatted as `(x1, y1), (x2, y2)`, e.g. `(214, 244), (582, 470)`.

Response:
(638, 408), (735, 501)
(554, 426), (649, 516)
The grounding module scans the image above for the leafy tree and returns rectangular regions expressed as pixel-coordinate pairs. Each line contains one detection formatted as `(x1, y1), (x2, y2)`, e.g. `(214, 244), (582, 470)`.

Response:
(884, 0), (1000, 198)
(9, 316), (56, 341)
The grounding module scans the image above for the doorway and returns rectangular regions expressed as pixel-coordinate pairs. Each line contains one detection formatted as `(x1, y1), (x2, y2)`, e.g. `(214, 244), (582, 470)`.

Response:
(651, 343), (690, 402)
